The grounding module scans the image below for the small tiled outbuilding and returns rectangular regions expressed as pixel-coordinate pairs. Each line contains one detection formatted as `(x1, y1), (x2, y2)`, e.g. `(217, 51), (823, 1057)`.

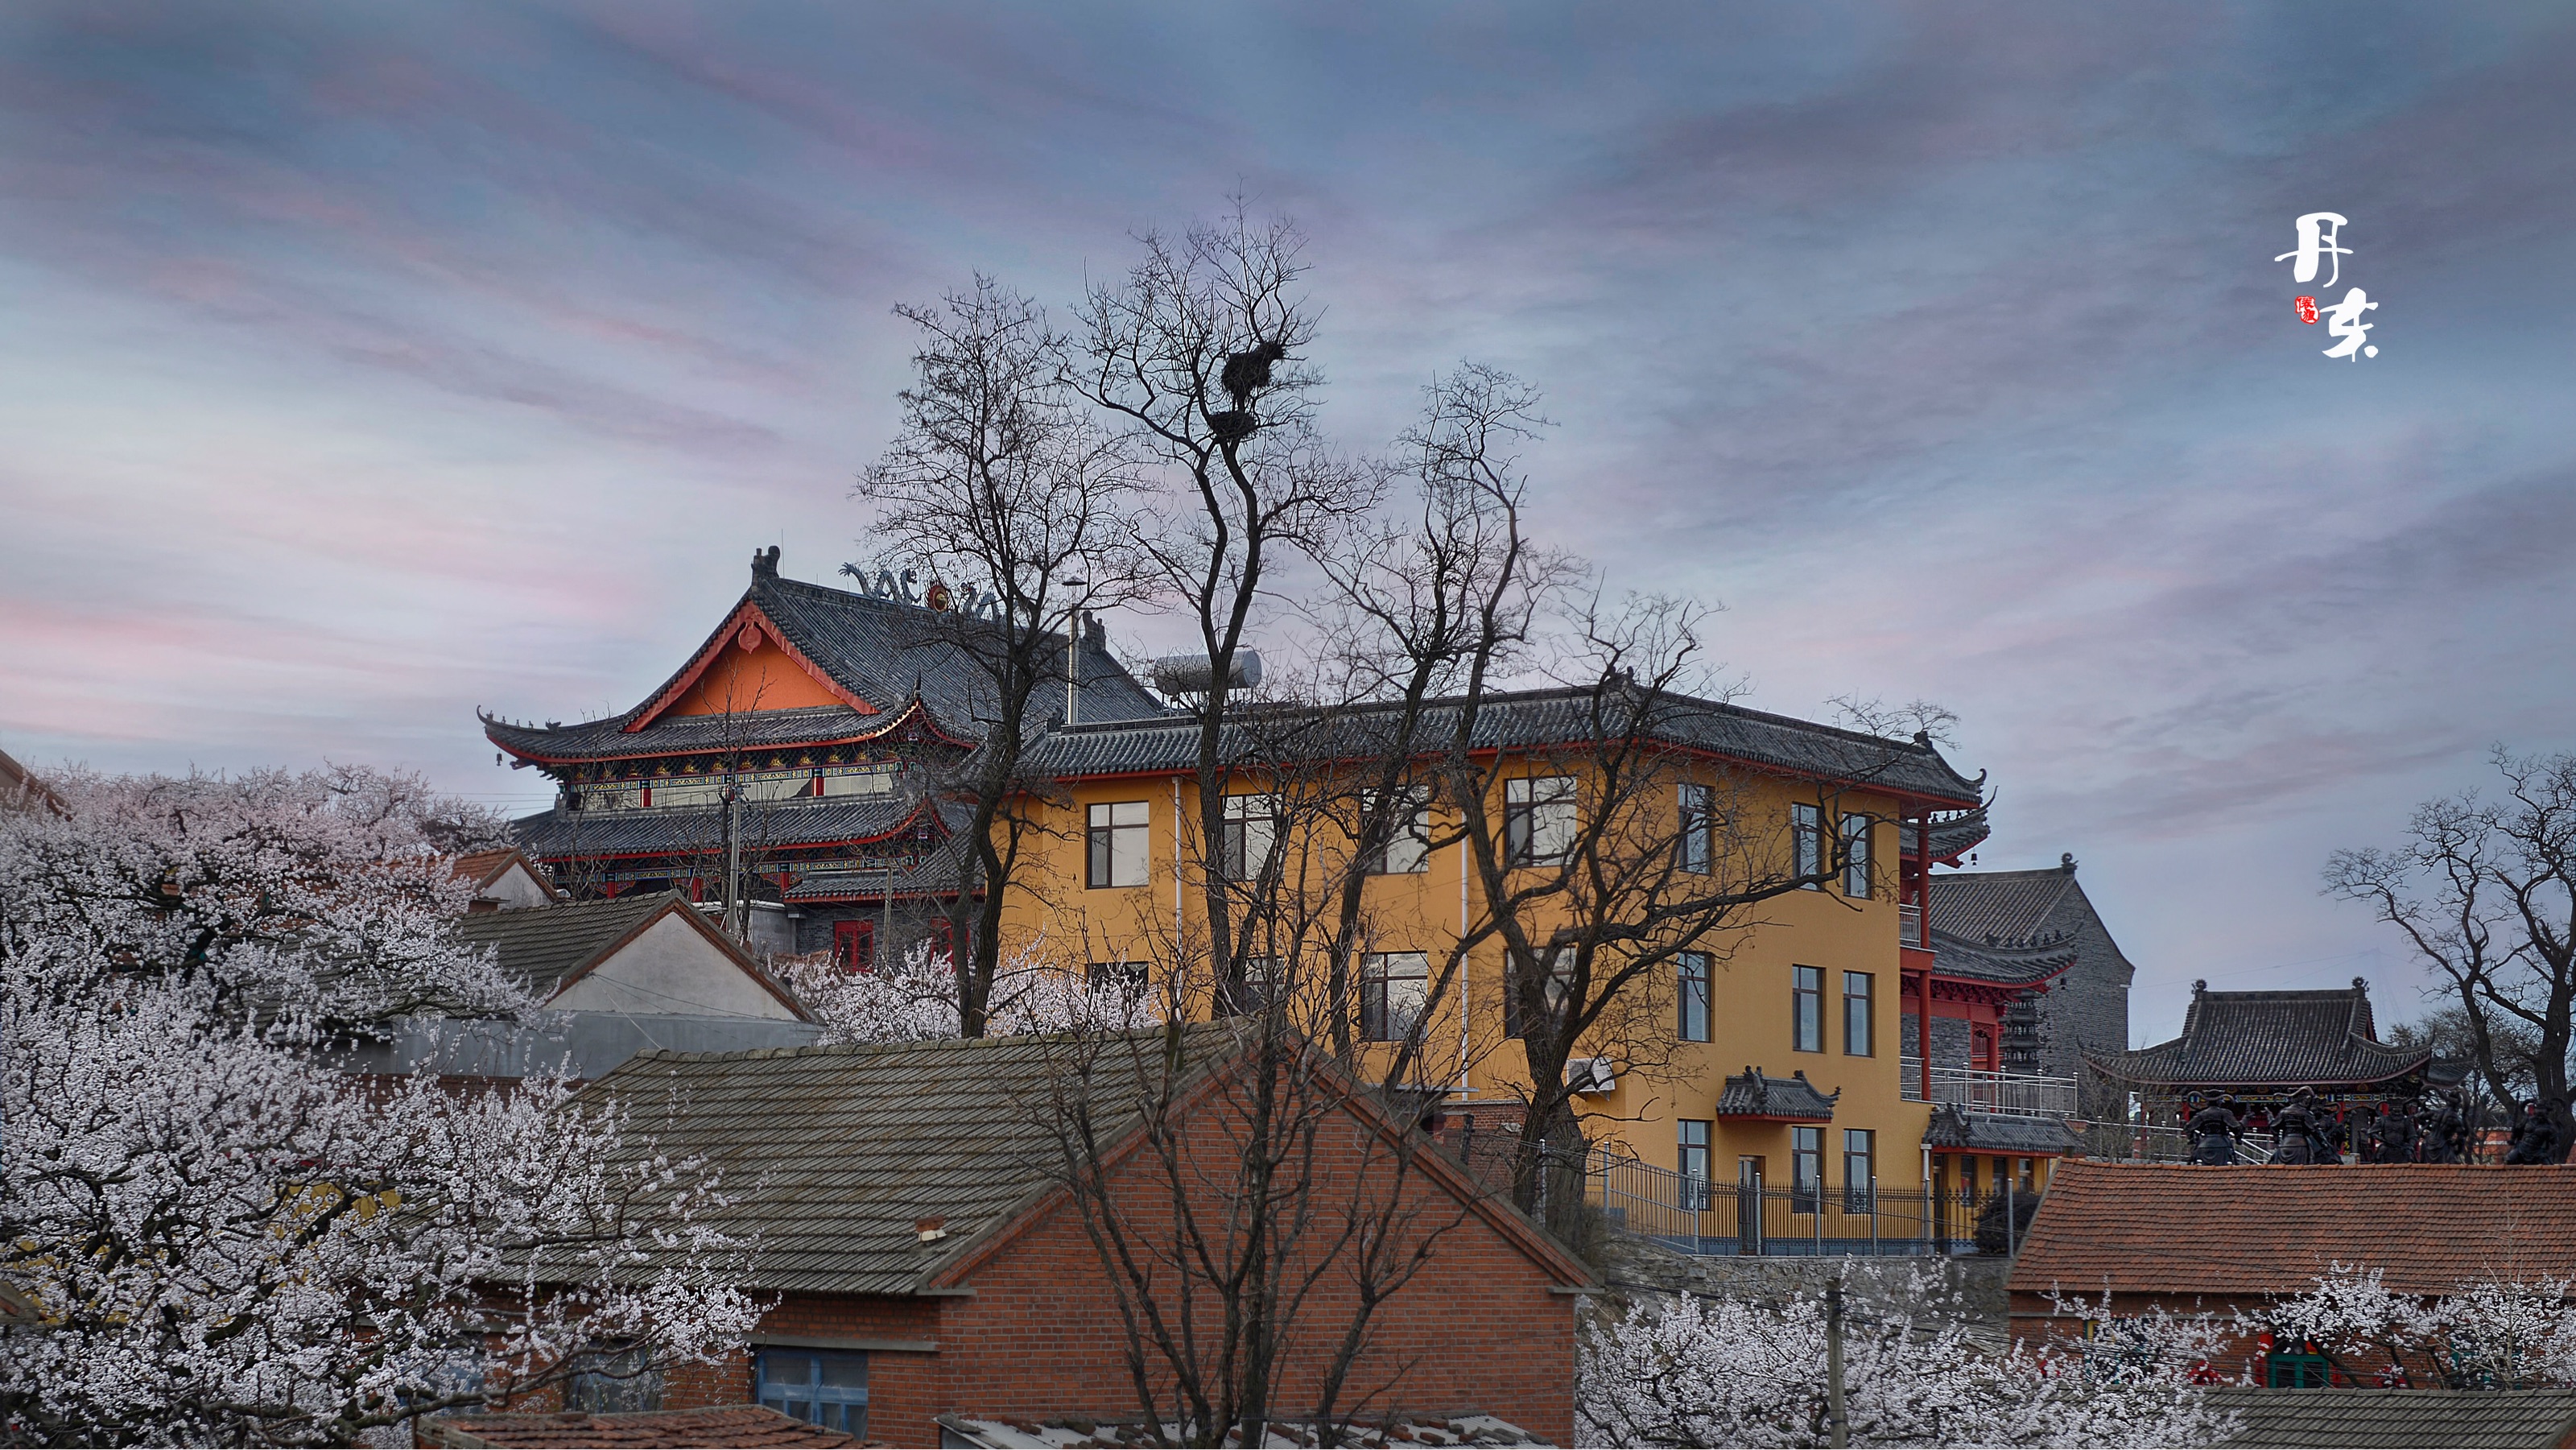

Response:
(572, 1024), (1594, 1447)
(2202, 1386), (2576, 1448)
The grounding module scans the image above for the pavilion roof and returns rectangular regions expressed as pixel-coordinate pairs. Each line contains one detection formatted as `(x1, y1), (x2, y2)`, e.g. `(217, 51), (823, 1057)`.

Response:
(1715, 1067), (1839, 1122)
(2085, 979), (2432, 1089)
(484, 556), (1163, 765)
(509, 791), (942, 862)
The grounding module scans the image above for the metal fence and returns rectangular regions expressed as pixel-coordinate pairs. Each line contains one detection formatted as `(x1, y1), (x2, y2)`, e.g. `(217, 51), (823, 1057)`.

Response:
(1580, 1149), (2027, 1256)
(1897, 1059), (2080, 1119)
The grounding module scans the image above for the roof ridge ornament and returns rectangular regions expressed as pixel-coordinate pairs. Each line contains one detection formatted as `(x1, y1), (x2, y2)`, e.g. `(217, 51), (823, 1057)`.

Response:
(752, 545), (780, 579)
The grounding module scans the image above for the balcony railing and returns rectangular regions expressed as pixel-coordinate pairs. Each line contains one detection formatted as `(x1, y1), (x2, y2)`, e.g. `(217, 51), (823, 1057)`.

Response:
(1899, 1060), (2079, 1119)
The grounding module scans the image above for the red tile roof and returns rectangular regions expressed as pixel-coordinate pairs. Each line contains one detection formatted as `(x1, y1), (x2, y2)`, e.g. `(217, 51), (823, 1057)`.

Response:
(423, 1406), (859, 1448)
(2010, 1162), (2576, 1299)
(452, 849), (524, 888)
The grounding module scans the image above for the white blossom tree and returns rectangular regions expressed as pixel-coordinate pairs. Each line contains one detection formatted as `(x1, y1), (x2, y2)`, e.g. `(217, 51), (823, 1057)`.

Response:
(0, 767), (762, 1446)
(1579, 1265), (2237, 1448)
(2262, 1265), (2576, 1390)
(782, 938), (1159, 1046)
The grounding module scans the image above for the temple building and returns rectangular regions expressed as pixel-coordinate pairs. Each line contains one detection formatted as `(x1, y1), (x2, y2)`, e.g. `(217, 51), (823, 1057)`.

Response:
(2087, 978), (2461, 1129)
(484, 547), (1162, 962)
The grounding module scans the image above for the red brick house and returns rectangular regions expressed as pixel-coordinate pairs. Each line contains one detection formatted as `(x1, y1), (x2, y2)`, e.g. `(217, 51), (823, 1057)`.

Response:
(572, 1024), (1594, 1447)
(2008, 1161), (2576, 1382)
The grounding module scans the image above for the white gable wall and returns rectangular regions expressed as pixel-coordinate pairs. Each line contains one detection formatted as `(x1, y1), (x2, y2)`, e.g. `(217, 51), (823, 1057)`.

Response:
(548, 912), (798, 1019)
(480, 860), (559, 910)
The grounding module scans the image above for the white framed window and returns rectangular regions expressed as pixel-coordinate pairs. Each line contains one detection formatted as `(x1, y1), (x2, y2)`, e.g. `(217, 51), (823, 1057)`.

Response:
(1678, 783), (1712, 874)
(1841, 813), (1872, 898)
(1220, 793), (1279, 882)
(1087, 801), (1150, 888)
(1360, 952), (1430, 1043)
(1362, 786), (1433, 875)
(1506, 776), (1578, 866)
(1678, 952), (1711, 1043)
(1792, 803), (1823, 886)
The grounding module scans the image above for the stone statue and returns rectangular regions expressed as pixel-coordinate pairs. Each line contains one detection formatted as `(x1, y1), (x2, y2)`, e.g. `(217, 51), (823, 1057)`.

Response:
(2504, 1098), (2566, 1165)
(2375, 1101), (2420, 1164)
(2424, 1089), (2469, 1164)
(2271, 1088), (2326, 1166)
(2185, 1093), (2240, 1166)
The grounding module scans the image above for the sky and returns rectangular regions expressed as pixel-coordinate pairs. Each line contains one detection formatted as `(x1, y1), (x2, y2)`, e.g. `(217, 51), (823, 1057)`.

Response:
(5, 2), (2574, 1046)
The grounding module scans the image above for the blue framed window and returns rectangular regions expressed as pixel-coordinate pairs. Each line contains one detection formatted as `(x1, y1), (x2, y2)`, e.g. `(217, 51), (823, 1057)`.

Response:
(757, 1349), (869, 1437)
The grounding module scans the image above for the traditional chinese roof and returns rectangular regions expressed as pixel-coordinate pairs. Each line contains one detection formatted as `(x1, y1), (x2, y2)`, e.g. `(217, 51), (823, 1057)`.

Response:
(1922, 1104), (2077, 1155)
(1897, 805), (1992, 863)
(484, 554), (1162, 766)
(509, 791), (939, 862)
(2202, 1387), (2576, 1449)
(1928, 858), (2098, 945)
(1921, 931), (2076, 989)
(1020, 684), (1984, 806)
(422, 1406), (859, 1448)
(1715, 1068), (1839, 1121)
(2008, 1162), (2576, 1299)
(2085, 979), (2433, 1089)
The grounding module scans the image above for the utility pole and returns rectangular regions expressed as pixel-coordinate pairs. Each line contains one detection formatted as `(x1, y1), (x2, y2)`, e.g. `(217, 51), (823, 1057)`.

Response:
(722, 783), (745, 943)
(1827, 1271), (1847, 1448)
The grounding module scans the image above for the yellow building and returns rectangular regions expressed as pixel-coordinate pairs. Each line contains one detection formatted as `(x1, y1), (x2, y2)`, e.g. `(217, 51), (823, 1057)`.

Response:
(490, 558), (2065, 1244)
(1006, 684), (2043, 1224)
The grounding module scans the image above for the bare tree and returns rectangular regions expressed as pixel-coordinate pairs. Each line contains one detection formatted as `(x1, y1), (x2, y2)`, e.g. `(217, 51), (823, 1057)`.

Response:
(2326, 747), (2576, 1155)
(857, 279), (1151, 1035)
(1073, 209), (1378, 1010)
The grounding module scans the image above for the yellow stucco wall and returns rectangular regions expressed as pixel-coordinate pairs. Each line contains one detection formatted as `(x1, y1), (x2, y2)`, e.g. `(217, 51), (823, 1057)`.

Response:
(998, 764), (1942, 1193)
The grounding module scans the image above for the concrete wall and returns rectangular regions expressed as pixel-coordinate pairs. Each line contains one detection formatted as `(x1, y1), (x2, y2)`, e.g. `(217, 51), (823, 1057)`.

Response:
(554, 912), (799, 1019)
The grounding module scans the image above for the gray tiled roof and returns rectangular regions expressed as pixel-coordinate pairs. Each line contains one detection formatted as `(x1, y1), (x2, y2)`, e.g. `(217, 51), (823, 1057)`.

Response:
(1922, 1105), (2076, 1155)
(1930, 865), (2083, 945)
(1019, 685), (1984, 805)
(450, 893), (699, 1000)
(484, 563), (1166, 764)
(2087, 982), (2433, 1089)
(510, 793), (933, 861)
(1715, 1068), (1839, 1121)
(574, 1025), (1254, 1297)
(1924, 931), (2075, 988)
(1897, 806), (1992, 862)
(2205, 1386), (2576, 1448)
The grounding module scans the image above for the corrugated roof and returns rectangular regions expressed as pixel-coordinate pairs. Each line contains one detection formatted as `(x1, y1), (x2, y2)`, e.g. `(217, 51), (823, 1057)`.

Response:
(2008, 1163), (2576, 1298)
(450, 893), (696, 1000)
(2203, 1387), (2576, 1448)
(1020, 684), (1983, 805)
(423, 1406), (860, 1448)
(2087, 982), (2430, 1089)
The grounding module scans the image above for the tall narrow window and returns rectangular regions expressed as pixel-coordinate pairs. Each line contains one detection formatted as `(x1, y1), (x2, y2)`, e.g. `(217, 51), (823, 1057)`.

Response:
(1505, 776), (1578, 867)
(1220, 794), (1279, 882)
(832, 919), (873, 973)
(1792, 803), (1823, 887)
(1841, 813), (1872, 898)
(1790, 1126), (1823, 1212)
(1505, 944), (1574, 1038)
(1678, 952), (1711, 1043)
(1678, 1120), (1712, 1208)
(1360, 952), (1430, 1043)
(1086, 801), (1150, 888)
(1678, 783), (1712, 874)
(1843, 1129), (1876, 1213)
(1842, 970), (1873, 1056)
(756, 1349), (869, 1438)
(1792, 965), (1823, 1052)
(1362, 787), (1433, 875)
